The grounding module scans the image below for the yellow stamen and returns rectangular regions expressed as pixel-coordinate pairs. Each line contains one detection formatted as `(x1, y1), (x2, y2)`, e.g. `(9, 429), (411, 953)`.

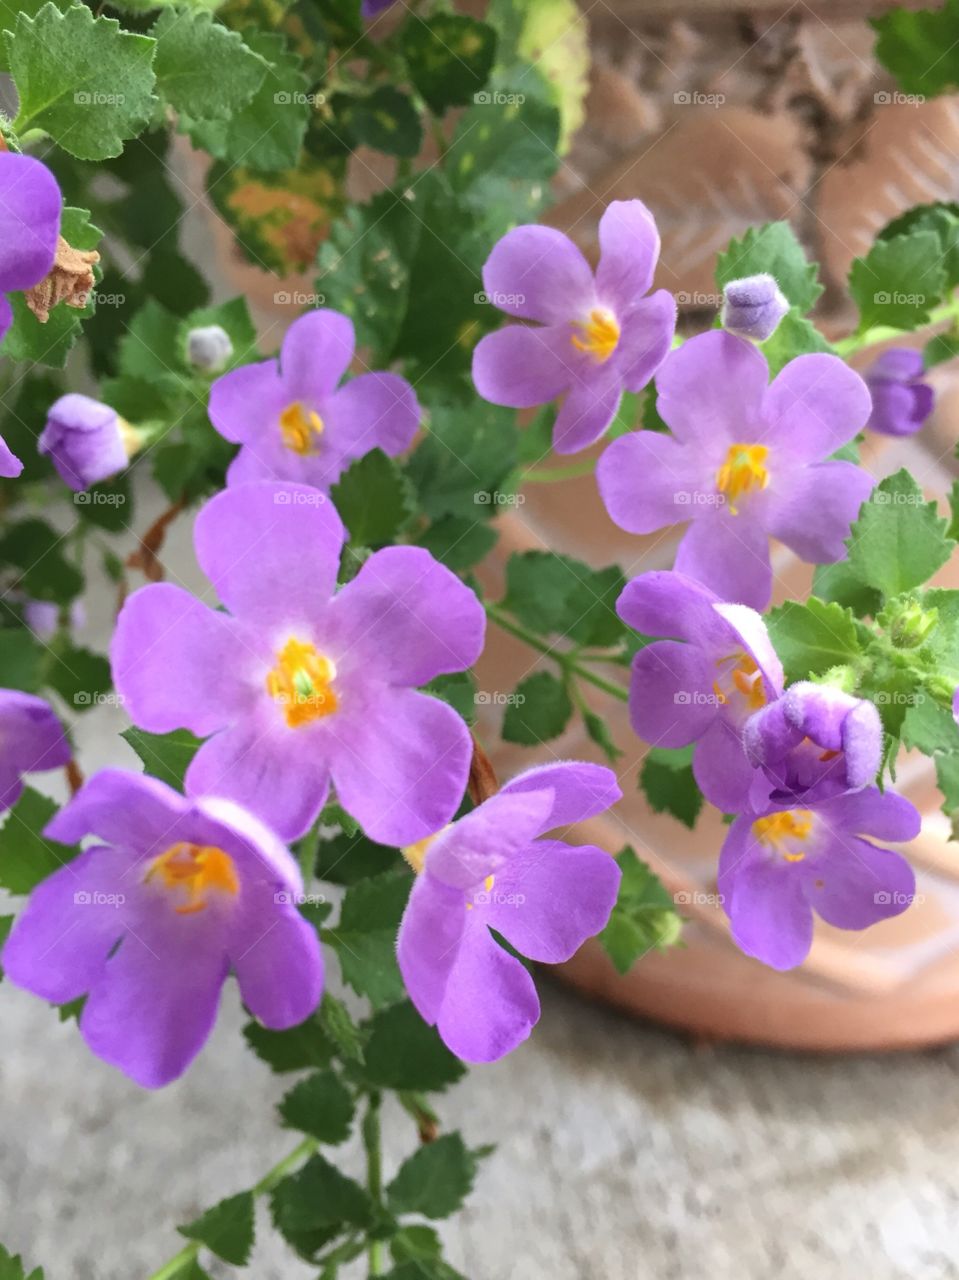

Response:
(266, 637), (337, 728)
(570, 308), (620, 363)
(714, 652), (766, 713)
(466, 874), (495, 911)
(279, 401), (324, 455)
(402, 834), (438, 876)
(716, 443), (769, 514)
(752, 809), (814, 863)
(145, 842), (239, 914)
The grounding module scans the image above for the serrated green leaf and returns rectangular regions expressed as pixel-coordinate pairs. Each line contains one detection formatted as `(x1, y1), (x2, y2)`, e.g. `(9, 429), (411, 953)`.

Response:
(639, 747), (703, 830)
(849, 231), (945, 332)
(44, 644), (112, 714)
(278, 1069), (355, 1144)
(152, 10), (266, 120)
(0, 1244), (43, 1280)
(387, 1133), (482, 1220)
(416, 517), (497, 571)
(846, 470), (954, 599)
(271, 1153), (372, 1239)
(117, 298), (184, 391)
(599, 846), (680, 974)
(936, 751), (959, 828)
(391, 1225), (443, 1265)
(244, 1016), (334, 1073)
(179, 1192), (254, 1267)
(872, 0), (959, 97)
(0, 788), (76, 895)
(766, 598), (863, 682)
(8, 4), (157, 160)
(402, 14), (496, 115)
(318, 993), (365, 1065)
(880, 203), (959, 292)
(0, 520), (81, 604)
(314, 830), (398, 886)
(361, 1001), (465, 1092)
(407, 400), (518, 521)
(502, 551), (626, 647)
(333, 86), (423, 158)
(812, 559), (882, 619)
(121, 727), (202, 791)
(330, 449), (415, 547)
(759, 309), (834, 377)
(325, 871), (410, 1009)
(0, 629), (44, 693)
(501, 670), (572, 745)
(716, 221), (823, 314)
(902, 696), (959, 754)
(424, 672), (477, 725)
(582, 707), (623, 763)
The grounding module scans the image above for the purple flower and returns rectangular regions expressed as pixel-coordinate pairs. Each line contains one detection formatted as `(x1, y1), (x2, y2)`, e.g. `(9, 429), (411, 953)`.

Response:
(208, 310), (420, 491)
(743, 682), (881, 805)
(718, 787), (919, 970)
(0, 689), (70, 812)
(111, 481), (485, 844)
(38, 394), (139, 492)
(397, 762), (622, 1061)
(1, 770), (322, 1087)
(0, 152), (62, 476)
(617, 571), (783, 811)
(721, 273), (789, 342)
(864, 348), (934, 437)
(471, 200), (676, 454)
(23, 597), (85, 641)
(598, 331), (874, 609)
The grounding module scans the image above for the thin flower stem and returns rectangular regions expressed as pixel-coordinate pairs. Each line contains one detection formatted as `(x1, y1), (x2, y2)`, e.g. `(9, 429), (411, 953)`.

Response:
(519, 458), (597, 485)
(145, 1136), (318, 1280)
(362, 1092), (388, 1277)
(833, 292), (959, 357)
(485, 602), (629, 703)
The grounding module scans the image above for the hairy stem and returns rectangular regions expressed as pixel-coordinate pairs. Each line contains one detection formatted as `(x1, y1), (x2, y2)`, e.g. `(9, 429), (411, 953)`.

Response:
(485, 602), (629, 702)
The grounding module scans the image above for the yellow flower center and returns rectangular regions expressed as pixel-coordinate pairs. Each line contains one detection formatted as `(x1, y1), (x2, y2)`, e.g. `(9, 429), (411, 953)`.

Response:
(570, 307), (620, 363)
(266, 637), (338, 728)
(401, 833), (494, 909)
(752, 809), (813, 863)
(279, 401), (324, 455)
(145, 842), (239, 914)
(716, 443), (769, 514)
(712, 652), (766, 714)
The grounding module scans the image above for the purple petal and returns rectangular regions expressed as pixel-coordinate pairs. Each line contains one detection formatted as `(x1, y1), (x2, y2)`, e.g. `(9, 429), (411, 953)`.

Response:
(867, 379), (931, 437)
(426, 788), (556, 890)
(628, 640), (715, 747)
(229, 894), (323, 1029)
(499, 761), (622, 830)
(712, 602), (784, 698)
(193, 482), (344, 626)
(806, 835), (916, 930)
(655, 331), (769, 447)
(481, 224), (594, 324)
(38, 394), (126, 492)
(329, 546), (485, 686)
(1, 845), (129, 1003)
(615, 290), (677, 393)
(871, 348), (924, 381)
(693, 719), (769, 813)
(0, 689), (70, 779)
(552, 367), (622, 454)
(44, 769), (190, 853)
(718, 821), (812, 970)
(323, 372), (420, 460)
(472, 323), (574, 408)
(330, 687), (471, 846)
(111, 584), (255, 737)
(208, 360), (286, 445)
(616, 570), (722, 644)
(0, 430), (22, 478)
(766, 460), (873, 565)
(721, 274), (789, 342)
(762, 354), (872, 462)
(817, 787), (921, 843)
(280, 309), (355, 403)
(674, 513), (773, 610)
(397, 872), (466, 1026)
(595, 199), (660, 312)
(0, 153), (61, 291)
(597, 430), (707, 534)
(488, 837), (621, 963)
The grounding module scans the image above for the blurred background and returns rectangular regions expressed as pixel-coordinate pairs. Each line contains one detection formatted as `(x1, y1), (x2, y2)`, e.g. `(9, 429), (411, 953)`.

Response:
(5, 0), (959, 1277)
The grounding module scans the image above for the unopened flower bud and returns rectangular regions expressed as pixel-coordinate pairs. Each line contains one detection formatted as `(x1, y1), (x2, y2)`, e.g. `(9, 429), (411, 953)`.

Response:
(187, 324), (233, 372)
(864, 348), (934, 437)
(38, 393), (143, 492)
(721, 273), (789, 342)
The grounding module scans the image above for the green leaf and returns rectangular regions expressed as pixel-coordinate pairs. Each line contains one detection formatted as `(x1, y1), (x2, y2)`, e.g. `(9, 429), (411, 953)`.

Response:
(759, 309), (834, 377)
(407, 401), (518, 521)
(639, 747), (703, 830)
(270, 1153), (372, 1239)
(416, 516), (497, 571)
(848, 231), (945, 331)
(766, 598), (863, 682)
(599, 846), (681, 974)
(333, 86), (423, 158)
(121, 727), (202, 791)
(902, 696), (959, 755)
(0, 916), (12, 981)
(0, 0), (47, 71)
(325, 871), (410, 1009)
(501, 671), (572, 745)
(401, 14), (496, 114)
(179, 1192), (254, 1267)
(360, 1001), (465, 1092)
(715, 222), (823, 313)
(0, 788), (76, 895)
(846, 470), (954, 599)
(582, 707), (623, 763)
(936, 751), (959, 827)
(186, 29), (308, 171)
(117, 298), (184, 391)
(152, 10), (265, 120)
(424, 672), (477, 724)
(8, 3), (157, 160)
(387, 1133), (482, 1220)
(318, 993), (365, 1066)
(872, 0), (959, 97)
(502, 551), (626, 647)
(879, 203), (959, 291)
(2, 208), (102, 368)
(330, 449), (415, 547)
(0, 630), (44, 693)
(812, 559), (882, 619)
(0, 519), (81, 604)
(44, 645), (112, 714)
(243, 1017), (334, 1073)
(447, 94), (561, 197)
(314, 830), (398, 886)
(0, 1244), (43, 1280)
(381, 1264), (467, 1280)
(278, 1070), (355, 1144)
(391, 1226), (443, 1265)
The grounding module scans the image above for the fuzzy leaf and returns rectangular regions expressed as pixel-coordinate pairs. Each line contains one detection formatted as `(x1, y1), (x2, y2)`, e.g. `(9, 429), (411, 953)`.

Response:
(846, 470), (954, 599)
(766, 598), (863, 682)
(152, 10), (265, 120)
(849, 231), (945, 331)
(872, 0), (959, 97)
(330, 449), (415, 548)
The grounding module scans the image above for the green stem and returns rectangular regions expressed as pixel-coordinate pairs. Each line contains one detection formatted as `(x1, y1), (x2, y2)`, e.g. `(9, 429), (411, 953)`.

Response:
(834, 292), (959, 357)
(146, 1137), (318, 1280)
(362, 1093), (388, 1277)
(519, 458), (597, 485)
(485, 602), (629, 702)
